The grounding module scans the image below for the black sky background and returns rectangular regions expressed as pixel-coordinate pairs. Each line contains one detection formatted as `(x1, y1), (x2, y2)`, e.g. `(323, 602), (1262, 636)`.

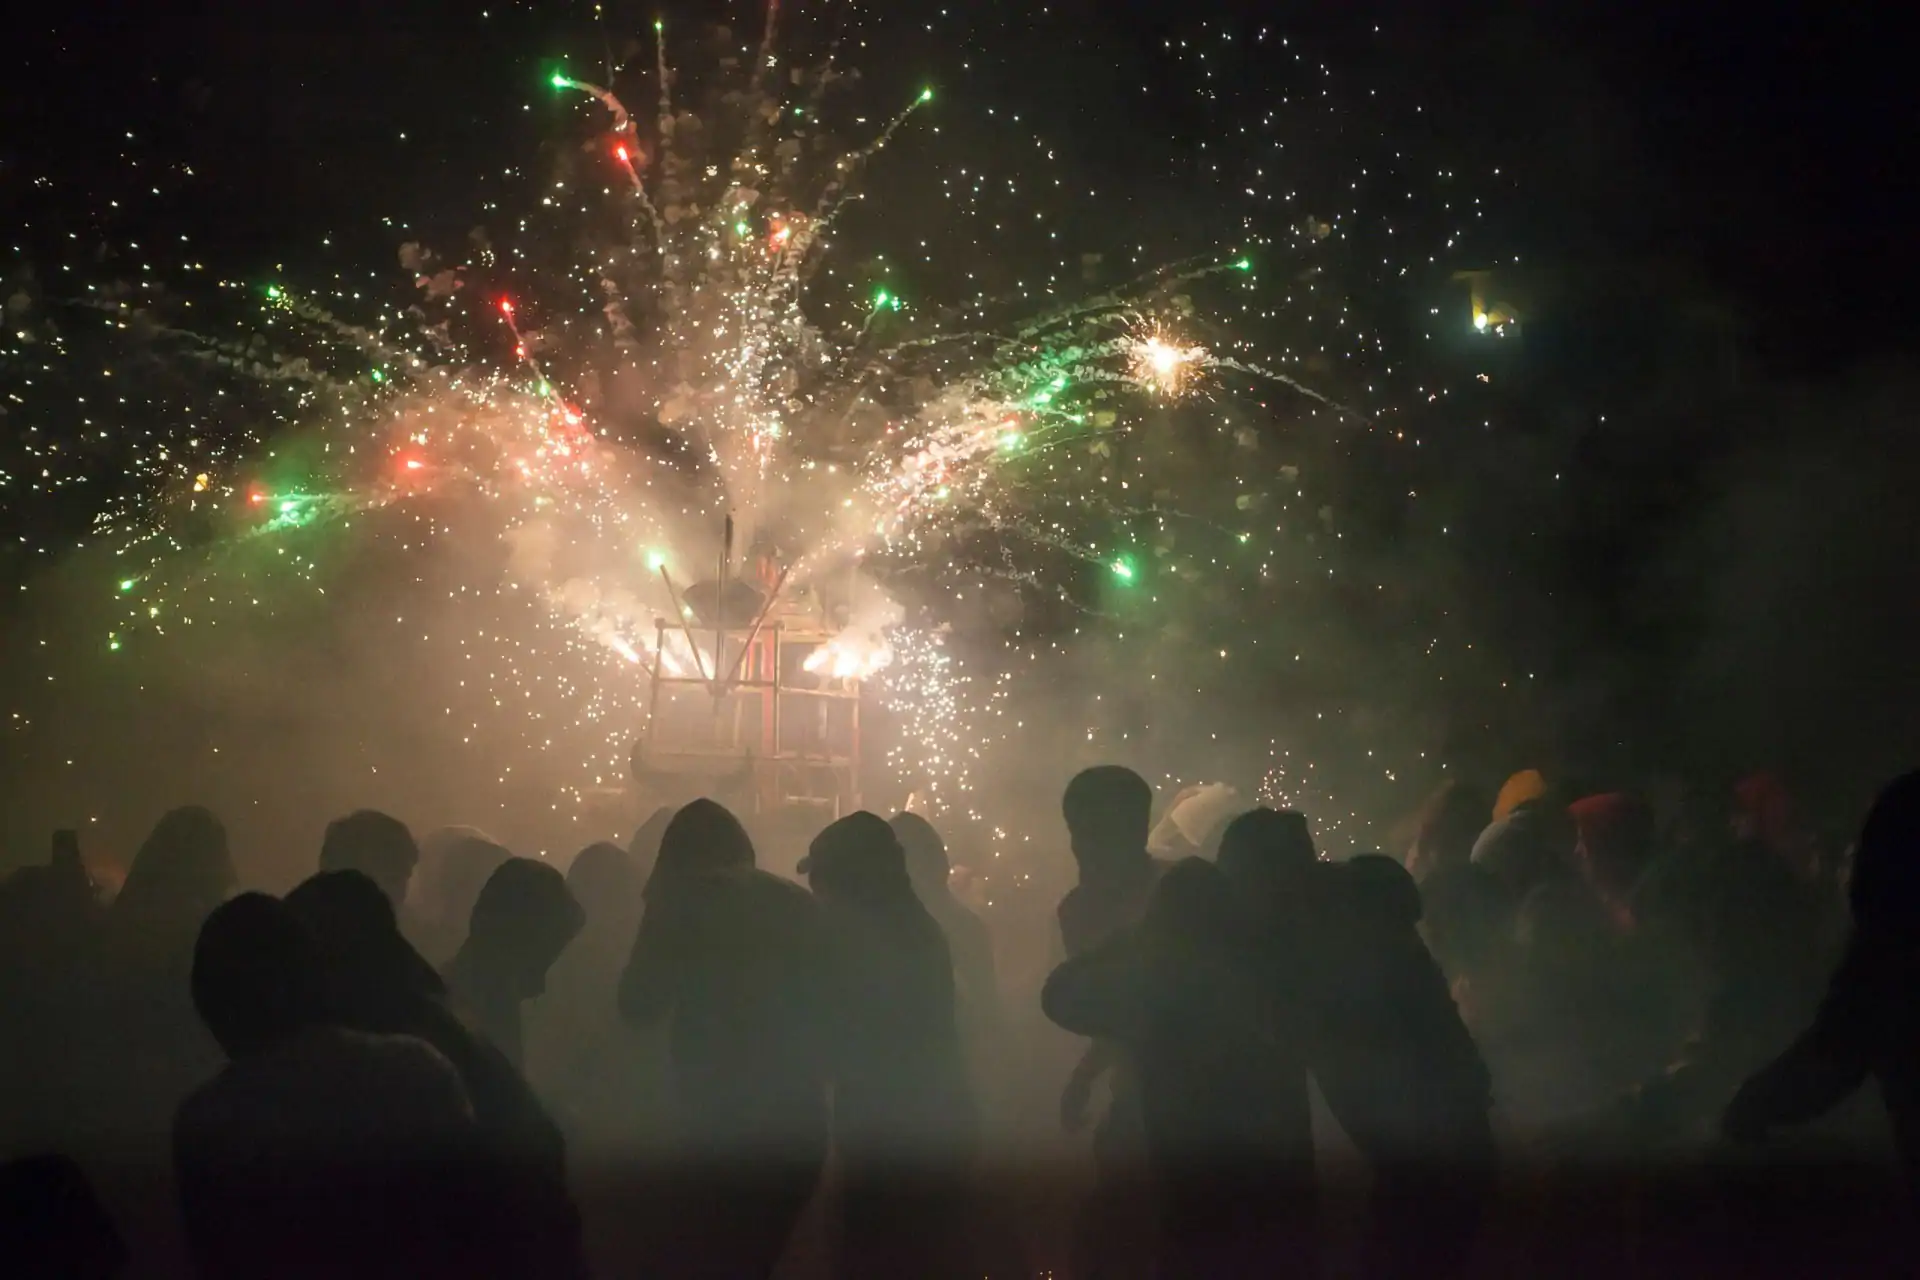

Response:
(11, 0), (1912, 352)
(10, 0), (1913, 365)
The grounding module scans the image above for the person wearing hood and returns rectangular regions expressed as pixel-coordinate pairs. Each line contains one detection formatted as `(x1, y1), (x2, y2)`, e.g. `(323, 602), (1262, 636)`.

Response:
(628, 805), (675, 886)
(1470, 775), (1574, 903)
(286, 871), (588, 1280)
(1214, 806), (1319, 899)
(1213, 805), (1324, 1045)
(619, 798), (831, 1279)
(534, 840), (667, 1177)
(172, 893), (482, 1280)
(407, 828), (512, 964)
(1725, 770), (1920, 1195)
(802, 812), (975, 1279)
(1568, 792), (1658, 930)
(109, 806), (237, 983)
(1147, 783), (1244, 862)
(565, 840), (644, 952)
(83, 807), (238, 1217)
(1731, 770), (1825, 884)
(1492, 769), (1548, 824)
(1045, 854), (1317, 1278)
(1403, 779), (1492, 884)
(318, 810), (420, 911)
(443, 858), (584, 1069)
(891, 812), (1002, 1074)
(1311, 854), (1494, 1280)
(1403, 781), (1503, 985)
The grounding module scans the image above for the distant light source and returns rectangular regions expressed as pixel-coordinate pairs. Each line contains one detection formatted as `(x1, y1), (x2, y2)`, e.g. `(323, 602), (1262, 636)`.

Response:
(1472, 311), (1490, 332)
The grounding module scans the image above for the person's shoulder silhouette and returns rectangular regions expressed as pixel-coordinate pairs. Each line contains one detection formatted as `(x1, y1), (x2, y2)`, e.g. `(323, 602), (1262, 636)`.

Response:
(174, 893), (483, 1279)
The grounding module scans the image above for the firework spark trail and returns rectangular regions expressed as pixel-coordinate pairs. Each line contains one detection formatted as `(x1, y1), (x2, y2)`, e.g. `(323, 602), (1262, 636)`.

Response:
(877, 626), (1005, 818)
(55, 5), (1403, 828)
(540, 49), (1318, 584)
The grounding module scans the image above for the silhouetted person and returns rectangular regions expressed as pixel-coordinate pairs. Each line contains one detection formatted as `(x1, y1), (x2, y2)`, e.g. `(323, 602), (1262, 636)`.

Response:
(1730, 769), (1825, 884)
(173, 893), (480, 1279)
(1045, 856), (1317, 1279)
(443, 857), (582, 1068)
(318, 809), (420, 909)
(892, 811), (1002, 1065)
(629, 805), (674, 885)
(1401, 783), (1500, 983)
(103, 806), (236, 1047)
(0, 1154), (125, 1280)
(1550, 794), (1690, 1105)
(1055, 765), (1168, 1279)
(1634, 774), (1844, 1136)
(408, 828), (512, 963)
(619, 799), (831, 1278)
(1568, 793), (1657, 928)
(802, 812), (975, 1279)
(566, 841), (644, 961)
(0, 835), (105, 1153)
(1471, 796), (1568, 897)
(1481, 852), (1676, 1127)
(1214, 806), (1319, 908)
(1059, 766), (1167, 957)
(114, 807), (235, 937)
(80, 807), (236, 1268)
(1314, 855), (1494, 1280)
(1403, 779), (1491, 884)
(285, 870), (588, 1280)
(1471, 775), (1575, 905)
(1726, 770), (1920, 1199)
(535, 841), (665, 1163)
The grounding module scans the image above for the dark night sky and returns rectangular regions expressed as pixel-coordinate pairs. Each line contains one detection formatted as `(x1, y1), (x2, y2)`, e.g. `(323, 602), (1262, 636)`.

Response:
(10, 2), (1914, 347)
(8, 1), (1913, 373)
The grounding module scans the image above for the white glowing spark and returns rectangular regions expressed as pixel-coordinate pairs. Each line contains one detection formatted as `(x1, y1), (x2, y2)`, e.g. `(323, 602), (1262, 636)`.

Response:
(1131, 332), (1209, 396)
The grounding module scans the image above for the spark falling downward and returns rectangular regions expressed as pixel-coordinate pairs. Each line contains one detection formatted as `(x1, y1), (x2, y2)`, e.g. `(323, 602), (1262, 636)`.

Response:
(5, 3), (1512, 861)
(87, 12), (1336, 723)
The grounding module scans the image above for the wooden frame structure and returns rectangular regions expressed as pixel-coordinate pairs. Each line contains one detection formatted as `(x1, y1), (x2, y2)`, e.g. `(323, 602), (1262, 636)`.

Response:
(630, 521), (862, 817)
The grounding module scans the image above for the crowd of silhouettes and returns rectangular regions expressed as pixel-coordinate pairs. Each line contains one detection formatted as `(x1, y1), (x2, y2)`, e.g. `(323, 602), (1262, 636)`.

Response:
(1, 761), (1917, 1278)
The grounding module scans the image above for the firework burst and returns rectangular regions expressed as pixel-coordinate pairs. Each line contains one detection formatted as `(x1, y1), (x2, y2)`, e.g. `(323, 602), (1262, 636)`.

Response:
(54, 7), (1340, 810)
(5, 4), (1505, 860)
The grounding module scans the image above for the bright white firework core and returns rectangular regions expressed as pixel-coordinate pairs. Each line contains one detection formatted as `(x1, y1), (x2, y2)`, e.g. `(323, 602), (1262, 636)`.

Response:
(1133, 333), (1207, 396)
